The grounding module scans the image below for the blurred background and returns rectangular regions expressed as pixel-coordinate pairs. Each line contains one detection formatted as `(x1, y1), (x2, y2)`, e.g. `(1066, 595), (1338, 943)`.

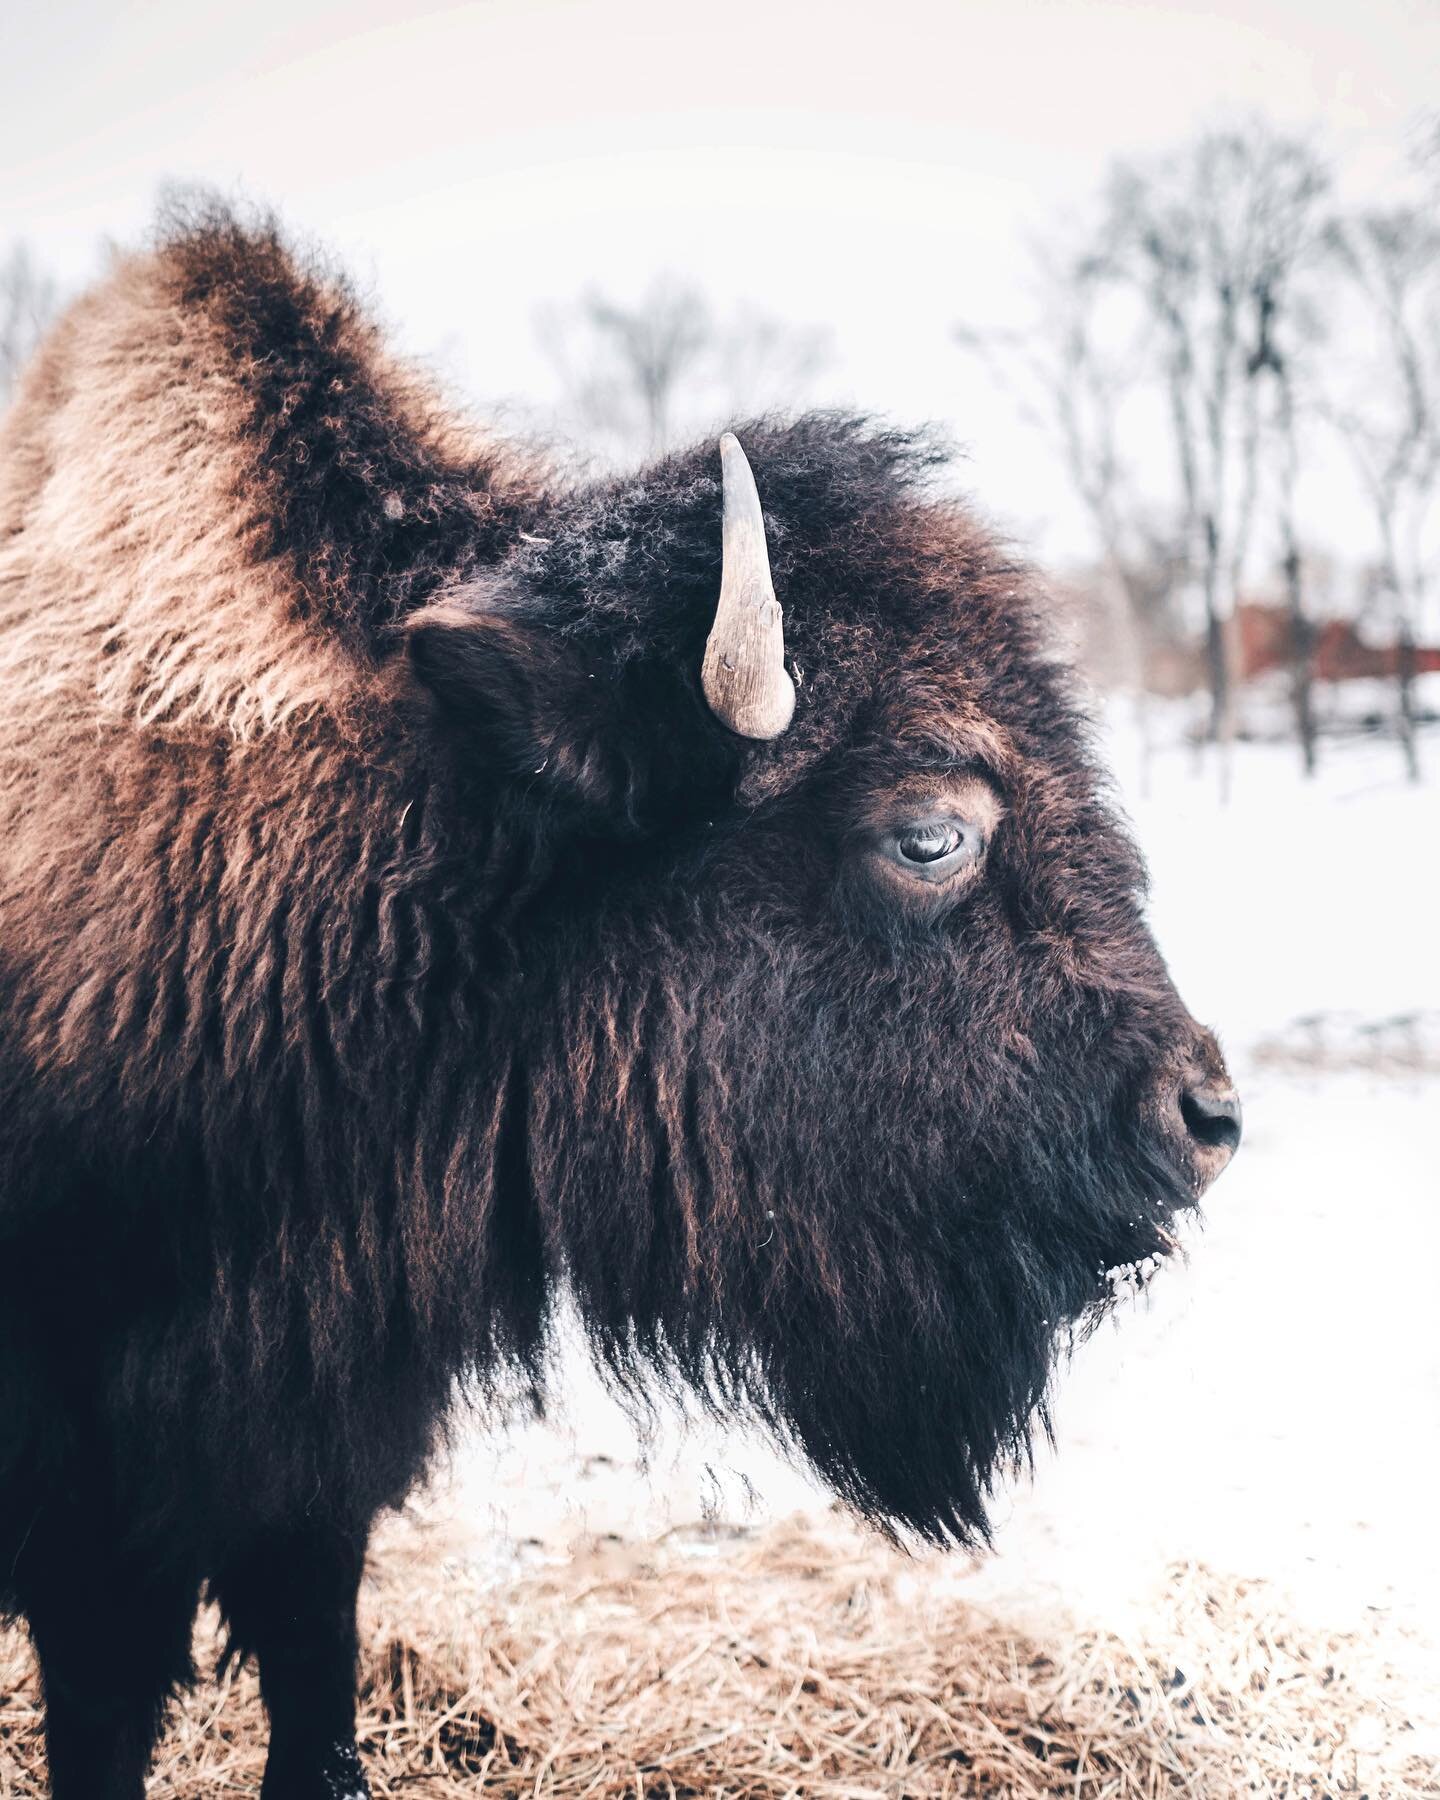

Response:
(3, 2), (1438, 1789)
(8, 0), (1440, 792)
(5, 0), (1440, 788)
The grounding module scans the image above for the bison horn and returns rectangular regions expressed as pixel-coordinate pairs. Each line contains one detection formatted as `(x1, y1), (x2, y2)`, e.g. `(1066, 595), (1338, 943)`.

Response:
(701, 433), (796, 739)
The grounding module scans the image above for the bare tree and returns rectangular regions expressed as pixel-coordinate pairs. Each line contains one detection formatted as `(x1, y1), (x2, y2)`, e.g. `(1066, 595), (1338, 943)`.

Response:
(1244, 196), (1331, 776)
(536, 276), (713, 461)
(1102, 125), (1329, 793)
(0, 243), (59, 410)
(1263, 318), (1320, 775)
(958, 126), (1329, 792)
(1321, 206), (1440, 781)
(955, 245), (1187, 789)
(536, 278), (833, 465)
(713, 303), (833, 422)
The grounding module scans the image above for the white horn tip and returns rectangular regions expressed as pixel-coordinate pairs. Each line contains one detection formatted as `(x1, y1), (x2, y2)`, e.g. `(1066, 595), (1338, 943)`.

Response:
(703, 430), (795, 740)
(701, 659), (796, 739)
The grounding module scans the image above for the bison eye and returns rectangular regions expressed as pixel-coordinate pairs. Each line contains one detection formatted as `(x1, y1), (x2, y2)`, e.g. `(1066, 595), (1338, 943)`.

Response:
(887, 818), (984, 884)
(896, 822), (962, 862)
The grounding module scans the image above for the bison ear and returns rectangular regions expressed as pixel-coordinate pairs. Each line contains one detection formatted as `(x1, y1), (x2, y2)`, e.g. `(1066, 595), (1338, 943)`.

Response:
(404, 599), (685, 829)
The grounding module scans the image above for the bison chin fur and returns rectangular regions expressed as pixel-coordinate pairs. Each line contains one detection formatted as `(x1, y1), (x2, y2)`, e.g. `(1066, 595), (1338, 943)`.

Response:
(526, 951), (1195, 1547)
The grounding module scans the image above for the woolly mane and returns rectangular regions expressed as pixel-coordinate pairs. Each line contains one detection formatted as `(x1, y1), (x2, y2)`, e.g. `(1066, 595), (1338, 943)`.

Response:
(0, 209), (538, 745)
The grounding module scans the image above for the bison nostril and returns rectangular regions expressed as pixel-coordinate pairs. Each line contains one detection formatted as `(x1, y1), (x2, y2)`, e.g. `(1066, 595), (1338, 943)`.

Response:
(1179, 1082), (1243, 1156)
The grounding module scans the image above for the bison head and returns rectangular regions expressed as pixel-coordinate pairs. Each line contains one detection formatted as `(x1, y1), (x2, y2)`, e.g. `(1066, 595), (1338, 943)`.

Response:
(406, 417), (1239, 1544)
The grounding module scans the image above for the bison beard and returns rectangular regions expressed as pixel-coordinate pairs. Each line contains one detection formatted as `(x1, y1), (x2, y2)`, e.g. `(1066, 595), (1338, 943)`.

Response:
(536, 927), (1193, 1544)
(0, 204), (1231, 1799)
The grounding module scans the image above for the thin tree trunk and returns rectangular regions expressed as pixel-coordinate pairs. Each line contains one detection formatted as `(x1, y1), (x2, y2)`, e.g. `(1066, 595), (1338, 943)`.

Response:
(1204, 607), (1228, 740)
(1282, 543), (1317, 776)
(1379, 514), (1422, 783)
(1201, 513), (1227, 744)
(1396, 614), (1420, 782)
(1201, 508), (1240, 802)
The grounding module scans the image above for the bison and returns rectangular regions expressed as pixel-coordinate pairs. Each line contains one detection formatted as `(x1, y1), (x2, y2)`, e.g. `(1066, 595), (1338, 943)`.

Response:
(0, 211), (1240, 1799)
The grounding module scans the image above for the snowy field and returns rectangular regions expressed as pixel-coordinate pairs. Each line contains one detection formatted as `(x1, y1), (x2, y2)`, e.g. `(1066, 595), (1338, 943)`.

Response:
(423, 711), (1440, 1691)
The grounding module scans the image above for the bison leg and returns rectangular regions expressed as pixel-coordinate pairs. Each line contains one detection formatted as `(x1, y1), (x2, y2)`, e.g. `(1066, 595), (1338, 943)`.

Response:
(16, 1517), (197, 1800)
(212, 1519), (371, 1800)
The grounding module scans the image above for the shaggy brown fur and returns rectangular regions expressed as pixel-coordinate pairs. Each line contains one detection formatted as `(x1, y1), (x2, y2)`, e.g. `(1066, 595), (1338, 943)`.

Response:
(0, 207), (1235, 1800)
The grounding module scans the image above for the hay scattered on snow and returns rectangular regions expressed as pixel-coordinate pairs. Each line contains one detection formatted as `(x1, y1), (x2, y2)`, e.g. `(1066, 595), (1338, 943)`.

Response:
(2, 1512), (1435, 1797)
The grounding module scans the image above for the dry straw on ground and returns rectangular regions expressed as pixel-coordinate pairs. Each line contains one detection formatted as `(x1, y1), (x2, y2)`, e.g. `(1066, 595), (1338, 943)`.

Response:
(2, 1511), (1435, 1798)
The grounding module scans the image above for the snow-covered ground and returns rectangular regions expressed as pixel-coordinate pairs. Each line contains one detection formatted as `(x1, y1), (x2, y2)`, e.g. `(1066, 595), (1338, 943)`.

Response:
(426, 714), (1440, 1676)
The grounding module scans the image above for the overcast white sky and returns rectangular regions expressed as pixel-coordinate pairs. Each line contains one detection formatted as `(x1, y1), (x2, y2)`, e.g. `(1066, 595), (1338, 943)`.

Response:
(4, 0), (1438, 560)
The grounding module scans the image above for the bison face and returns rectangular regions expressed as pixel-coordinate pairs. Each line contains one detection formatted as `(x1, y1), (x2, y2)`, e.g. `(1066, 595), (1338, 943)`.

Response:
(407, 421), (1239, 1545)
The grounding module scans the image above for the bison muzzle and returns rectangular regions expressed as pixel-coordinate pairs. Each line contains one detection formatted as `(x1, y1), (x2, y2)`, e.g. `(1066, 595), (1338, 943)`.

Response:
(0, 210), (1239, 1799)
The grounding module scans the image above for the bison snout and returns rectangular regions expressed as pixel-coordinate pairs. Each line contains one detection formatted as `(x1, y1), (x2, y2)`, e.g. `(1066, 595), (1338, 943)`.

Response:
(1180, 1078), (1243, 1157)
(1169, 1067), (1243, 1191)
(1148, 1027), (1242, 1194)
